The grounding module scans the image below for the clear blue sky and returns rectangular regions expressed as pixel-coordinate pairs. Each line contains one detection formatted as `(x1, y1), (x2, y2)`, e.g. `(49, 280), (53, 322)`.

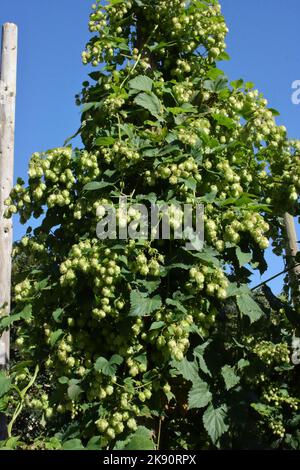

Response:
(1, 0), (299, 293)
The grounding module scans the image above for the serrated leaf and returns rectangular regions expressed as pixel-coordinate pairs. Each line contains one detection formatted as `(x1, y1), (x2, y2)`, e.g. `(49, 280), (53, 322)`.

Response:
(67, 383), (83, 402)
(171, 358), (198, 382)
(83, 181), (113, 191)
(94, 354), (123, 376)
(166, 298), (187, 314)
(110, 354), (123, 366)
(134, 92), (163, 119)
(206, 68), (224, 80)
(0, 373), (11, 398)
(95, 136), (115, 146)
(129, 75), (153, 92)
(237, 293), (264, 324)
(129, 290), (162, 317)
(203, 404), (229, 445)
(179, 177), (197, 191)
(188, 379), (212, 409)
(212, 113), (235, 129)
(124, 426), (156, 450)
(149, 321), (165, 331)
(236, 247), (252, 267)
(52, 308), (64, 323)
(50, 329), (63, 347)
(193, 342), (212, 377)
(86, 436), (101, 450)
(62, 439), (85, 451)
(134, 279), (161, 294)
(221, 365), (240, 391)
(203, 76), (228, 93)
(0, 304), (32, 331)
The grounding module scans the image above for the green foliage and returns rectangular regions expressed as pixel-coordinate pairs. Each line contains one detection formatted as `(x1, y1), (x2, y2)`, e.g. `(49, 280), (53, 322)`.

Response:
(1, 0), (300, 451)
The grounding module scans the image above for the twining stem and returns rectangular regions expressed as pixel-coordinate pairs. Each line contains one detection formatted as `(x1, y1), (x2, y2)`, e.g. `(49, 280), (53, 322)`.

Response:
(7, 365), (39, 438)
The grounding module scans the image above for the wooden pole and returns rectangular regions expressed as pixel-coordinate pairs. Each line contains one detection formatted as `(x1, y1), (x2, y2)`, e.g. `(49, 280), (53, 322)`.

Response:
(0, 23), (18, 368)
(284, 212), (300, 308)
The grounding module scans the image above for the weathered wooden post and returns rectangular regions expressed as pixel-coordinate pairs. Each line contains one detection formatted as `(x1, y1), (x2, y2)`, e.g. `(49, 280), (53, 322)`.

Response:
(0, 23), (18, 370)
(284, 213), (300, 308)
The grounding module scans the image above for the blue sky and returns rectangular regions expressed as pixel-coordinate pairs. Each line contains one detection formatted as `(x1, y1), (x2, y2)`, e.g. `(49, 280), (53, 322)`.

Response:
(0, 0), (299, 293)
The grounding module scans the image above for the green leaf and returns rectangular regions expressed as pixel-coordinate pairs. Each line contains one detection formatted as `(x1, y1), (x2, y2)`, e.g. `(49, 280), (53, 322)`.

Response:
(193, 342), (212, 377)
(62, 439), (85, 451)
(134, 279), (161, 294)
(0, 436), (20, 450)
(206, 68), (224, 80)
(212, 113), (235, 129)
(236, 247), (252, 267)
(129, 75), (153, 92)
(236, 293), (264, 324)
(67, 383), (83, 402)
(86, 436), (101, 450)
(0, 304), (32, 330)
(166, 298), (187, 314)
(231, 79), (243, 90)
(237, 359), (250, 370)
(95, 136), (115, 146)
(124, 426), (156, 450)
(251, 402), (273, 417)
(83, 181), (113, 191)
(0, 373), (11, 398)
(171, 358), (199, 382)
(134, 92), (163, 119)
(167, 105), (196, 115)
(52, 308), (64, 323)
(218, 51), (230, 61)
(188, 379), (212, 409)
(81, 102), (97, 113)
(58, 376), (69, 384)
(221, 365), (240, 391)
(149, 321), (165, 331)
(50, 329), (64, 347)
(203, 404), (229, 445)
(129, 290), (162, 317)
(94, 355), (123, 376)
(203, 76), (228, 93)
(111, 0), (126, 5)
(110, 354), (123, 366)
(268, 107), (280, 116)
(179, 177), (197, 191)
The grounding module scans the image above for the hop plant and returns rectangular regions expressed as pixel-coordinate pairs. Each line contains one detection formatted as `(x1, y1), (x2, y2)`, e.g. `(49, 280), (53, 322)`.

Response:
(3, 0), (300, 451)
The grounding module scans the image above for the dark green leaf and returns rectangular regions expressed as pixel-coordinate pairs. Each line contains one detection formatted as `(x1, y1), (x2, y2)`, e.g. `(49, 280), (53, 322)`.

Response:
(0, 304), (32, 330)
(134, 92), (163, 119)
(237, 293), (264, 324)
(171, 358), (198, 382)
(62, 439), (85, 451)
(129, 75), (153, 92)
(124, 426), (156, 450)
(52, 308), (64, 323)
(188, 379), (212, 409)
(50, 329), (64, 347)
(203, 404), (229, 445)
(67, 383), (83, 402)
(221, 365), (240, 391)
(129, 290), (162, 317)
